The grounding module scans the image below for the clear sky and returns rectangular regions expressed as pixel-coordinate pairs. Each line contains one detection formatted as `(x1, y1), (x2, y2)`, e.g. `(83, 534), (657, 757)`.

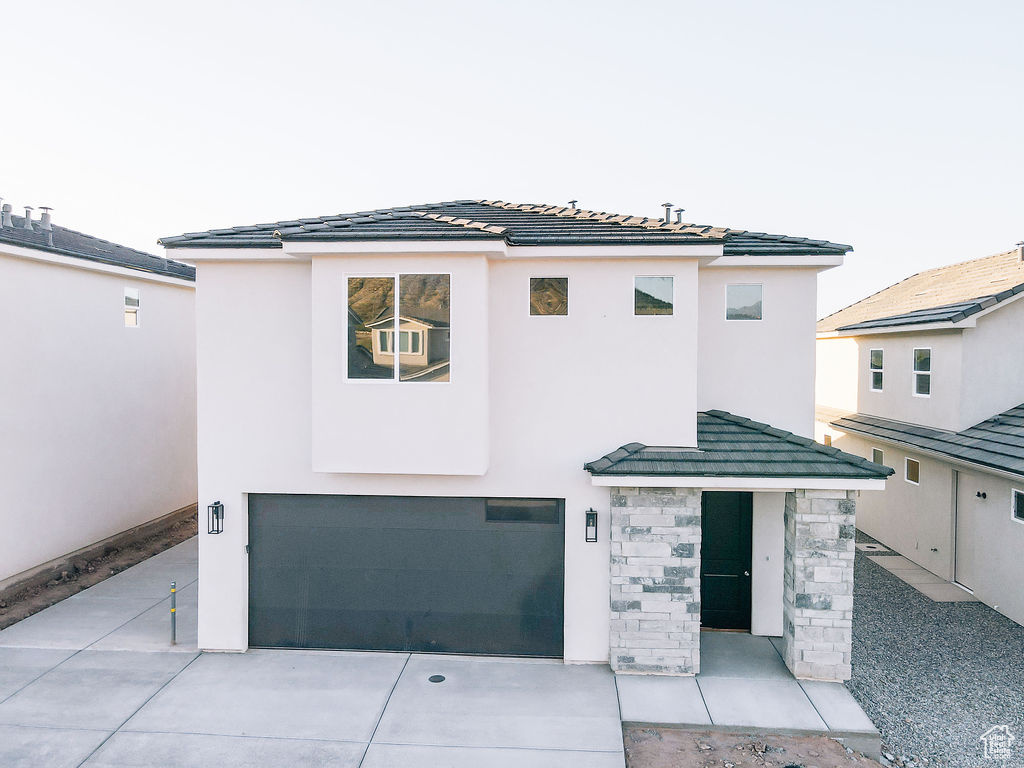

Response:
(3, 0), (1022, 316)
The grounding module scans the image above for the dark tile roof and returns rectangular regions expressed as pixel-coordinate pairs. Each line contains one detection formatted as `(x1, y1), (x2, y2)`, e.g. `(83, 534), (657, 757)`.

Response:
(584, 410), (892, 479)
(818, 247), (1024, 332)
(1, 215), (194, 280)
(832, 406), (1024, 478)
(159, 200), (850, 256)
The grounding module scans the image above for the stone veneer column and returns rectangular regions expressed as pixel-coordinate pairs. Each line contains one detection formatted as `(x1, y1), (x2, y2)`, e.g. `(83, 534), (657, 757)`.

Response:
(782, 489), (857, 682)
(609, 487), (702, 675)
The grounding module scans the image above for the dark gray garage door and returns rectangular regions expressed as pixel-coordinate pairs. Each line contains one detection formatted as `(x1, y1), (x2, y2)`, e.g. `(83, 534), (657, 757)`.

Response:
(248, 494), (564, 657)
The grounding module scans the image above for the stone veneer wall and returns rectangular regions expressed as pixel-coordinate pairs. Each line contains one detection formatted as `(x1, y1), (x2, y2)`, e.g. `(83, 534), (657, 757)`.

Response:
(782, 489), (857, 682)
(609, 487), (702, 675)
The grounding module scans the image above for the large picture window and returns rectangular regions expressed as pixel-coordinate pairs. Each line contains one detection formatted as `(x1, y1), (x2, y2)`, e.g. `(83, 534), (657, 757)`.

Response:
(347, 274), (450, 382)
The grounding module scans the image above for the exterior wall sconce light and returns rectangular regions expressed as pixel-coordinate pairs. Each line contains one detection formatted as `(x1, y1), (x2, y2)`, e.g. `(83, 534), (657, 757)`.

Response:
(208, 501), (225, 534)
(585, 509), (598, 543)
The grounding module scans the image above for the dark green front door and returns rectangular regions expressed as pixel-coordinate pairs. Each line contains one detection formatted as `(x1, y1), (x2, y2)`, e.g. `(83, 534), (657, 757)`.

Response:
(700, 491), (753, 630)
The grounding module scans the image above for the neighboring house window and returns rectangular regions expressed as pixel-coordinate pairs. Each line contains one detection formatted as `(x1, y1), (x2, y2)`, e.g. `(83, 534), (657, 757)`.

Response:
(872, 448), (884, 465)
(530, 277), (568, 316)
(869, 349), (883, 391)
(124, 288), (140, 327)
(823, 434), (832, 446)
(1013, 489), (1024, 523)
(905, 457), (921, 485)
(347, 274), (450, 383)
(634, 276), (673, 315)
(725, 283), (763, 320)
(913, 348), (931, 396)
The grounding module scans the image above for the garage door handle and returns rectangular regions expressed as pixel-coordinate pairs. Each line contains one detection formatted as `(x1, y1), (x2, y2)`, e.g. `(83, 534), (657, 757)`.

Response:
(743, 571), (750, 577)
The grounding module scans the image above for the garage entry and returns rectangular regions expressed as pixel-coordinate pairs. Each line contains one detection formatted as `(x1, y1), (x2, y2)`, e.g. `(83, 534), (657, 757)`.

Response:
(248, 494), (565, 657)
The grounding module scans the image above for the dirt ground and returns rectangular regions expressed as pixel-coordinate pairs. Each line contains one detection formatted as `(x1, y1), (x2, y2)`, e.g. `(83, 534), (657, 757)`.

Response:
(0, 515), (197, 631)
(624, 726), (884, 768)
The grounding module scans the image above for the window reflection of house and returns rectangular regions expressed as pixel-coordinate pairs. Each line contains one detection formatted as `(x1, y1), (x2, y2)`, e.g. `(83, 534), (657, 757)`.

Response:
(366, 314), (451, 381)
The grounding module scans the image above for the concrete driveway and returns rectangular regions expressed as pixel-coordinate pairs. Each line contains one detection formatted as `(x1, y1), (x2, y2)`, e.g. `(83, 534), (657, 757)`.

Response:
(0, 538), (625, 767)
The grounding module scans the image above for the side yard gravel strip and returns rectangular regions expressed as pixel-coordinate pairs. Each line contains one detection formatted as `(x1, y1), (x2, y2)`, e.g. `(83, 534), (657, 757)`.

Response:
(848, 545), (1024, 767)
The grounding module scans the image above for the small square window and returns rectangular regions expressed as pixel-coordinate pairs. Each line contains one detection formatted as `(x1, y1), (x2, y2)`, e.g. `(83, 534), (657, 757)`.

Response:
(905, 458), (920, 485)
(872, 448), (884, 465)
(1013, 490), (1024, 523)
(124, 287), (140, 328)
(869, 349), (883, 391)
(634, 276), (673, 315)
(726, 284), (763, 320)
(530, 277), (568, 316)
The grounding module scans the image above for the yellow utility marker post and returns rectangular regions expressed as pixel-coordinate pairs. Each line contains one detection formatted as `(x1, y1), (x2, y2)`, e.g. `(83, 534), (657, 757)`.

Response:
(170, 581), (177, 646)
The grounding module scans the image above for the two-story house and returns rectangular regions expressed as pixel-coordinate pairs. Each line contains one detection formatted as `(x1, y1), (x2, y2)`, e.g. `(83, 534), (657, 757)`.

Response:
(0, 201), (197, 592)
(161, 200), (890, 682)
(816, 245), (1024, 626)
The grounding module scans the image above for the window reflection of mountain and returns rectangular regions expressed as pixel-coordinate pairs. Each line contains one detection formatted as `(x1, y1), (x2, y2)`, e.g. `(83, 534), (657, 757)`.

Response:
(635, 289), (673, 315)
(728, 302), (763, 320)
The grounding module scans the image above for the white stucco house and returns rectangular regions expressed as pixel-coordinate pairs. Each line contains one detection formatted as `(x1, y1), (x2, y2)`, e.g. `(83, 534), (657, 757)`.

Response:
(0, 201), (198, 589)
(161, 199), (890, 681)
(816, 245), (1024, 626)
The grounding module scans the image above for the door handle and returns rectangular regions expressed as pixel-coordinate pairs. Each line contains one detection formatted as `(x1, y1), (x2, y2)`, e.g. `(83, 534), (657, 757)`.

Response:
(743, 571), (750, 577)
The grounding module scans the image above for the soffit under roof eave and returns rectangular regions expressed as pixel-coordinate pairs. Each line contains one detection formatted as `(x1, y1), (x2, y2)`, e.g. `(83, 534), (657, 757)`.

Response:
(589, 475), (886, 490)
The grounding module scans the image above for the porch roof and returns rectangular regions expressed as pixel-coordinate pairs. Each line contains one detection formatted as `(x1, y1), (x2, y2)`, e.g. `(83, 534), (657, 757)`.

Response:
(584, 410), (892, 480)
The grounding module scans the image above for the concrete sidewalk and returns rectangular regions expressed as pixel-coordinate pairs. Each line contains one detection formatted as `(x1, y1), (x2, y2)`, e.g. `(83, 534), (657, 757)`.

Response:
(0, 538), (625, 767)
(616, 631), (880, 758)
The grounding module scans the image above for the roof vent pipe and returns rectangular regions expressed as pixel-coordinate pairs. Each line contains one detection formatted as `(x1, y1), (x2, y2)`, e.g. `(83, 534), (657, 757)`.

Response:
(39, 207), (53, 231)
(1, 204), (11, 227)
(568, 199), (578, 209)
(1017, 241), (1024, 261)
(22, 206), (34, 231)
(661, 202), (673, 224)
(674, 207), (685, 224)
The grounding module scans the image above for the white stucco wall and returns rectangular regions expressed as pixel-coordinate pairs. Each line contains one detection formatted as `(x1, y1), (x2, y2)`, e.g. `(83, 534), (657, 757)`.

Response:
(0, 252), (197, 583)
(829, 432), (954, 579)
(960, 297), (1024, 429)
(815, 336), (859, 413)
(698, 267), (819, 437)
(953, 469), (1024, 625)
(751, 491), (785, 636)
(194, 251), (824, 658)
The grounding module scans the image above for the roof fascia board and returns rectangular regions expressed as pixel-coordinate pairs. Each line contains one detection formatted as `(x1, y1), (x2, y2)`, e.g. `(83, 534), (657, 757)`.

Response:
(590, 475), (886, 490)
(503, 244), (722, 259)
(163, 247), (303, 264)
(283, 240), (508, 257)
(0, 243), (194, 287)
(831, 424), (1024, 482)
(706, 254), (845, 268)
(823, 322), (966, 338)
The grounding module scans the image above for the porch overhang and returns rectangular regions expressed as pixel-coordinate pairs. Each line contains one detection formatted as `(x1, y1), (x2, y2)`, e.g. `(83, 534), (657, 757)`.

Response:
(590, 475), (886, 490)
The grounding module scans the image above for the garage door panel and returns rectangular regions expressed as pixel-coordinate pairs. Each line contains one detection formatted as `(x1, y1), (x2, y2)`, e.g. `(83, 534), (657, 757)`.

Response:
(248, 494), (565, 657)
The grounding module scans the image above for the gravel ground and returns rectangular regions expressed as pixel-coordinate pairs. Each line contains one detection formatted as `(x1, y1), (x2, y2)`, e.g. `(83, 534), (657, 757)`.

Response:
(848, 532), (1024, 768)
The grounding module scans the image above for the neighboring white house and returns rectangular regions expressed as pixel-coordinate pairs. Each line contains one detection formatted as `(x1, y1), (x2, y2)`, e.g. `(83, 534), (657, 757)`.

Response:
(161, 199), (890, 682)
(816, 245), (1024, 626)
(0, 201), (198, 587)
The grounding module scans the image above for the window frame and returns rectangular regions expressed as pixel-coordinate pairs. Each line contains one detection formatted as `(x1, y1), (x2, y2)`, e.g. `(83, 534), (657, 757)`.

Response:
(633, 275), (674, 317)
(529, 276), (570, 317)
(1012, 489), (1024, 525)
(871, 447), (884, 466)
(869, 348), (883, 392)
(124, 287), (140, 328)
(724, 283), (764, 322)
(905, 457), (921, 485)
(912, 347), (931, 398)
(345, 272), (451, 385)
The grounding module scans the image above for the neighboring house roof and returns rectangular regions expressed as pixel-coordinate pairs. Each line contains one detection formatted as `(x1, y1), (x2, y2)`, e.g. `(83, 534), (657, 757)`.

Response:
(159, 200), (850, 255)
(832, 405), (1024, 478)
(584, 410), (892, 479)
(365, 314), (450, 329)
(1, 213), (195, 280)
(818, 247), (1024, 333)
